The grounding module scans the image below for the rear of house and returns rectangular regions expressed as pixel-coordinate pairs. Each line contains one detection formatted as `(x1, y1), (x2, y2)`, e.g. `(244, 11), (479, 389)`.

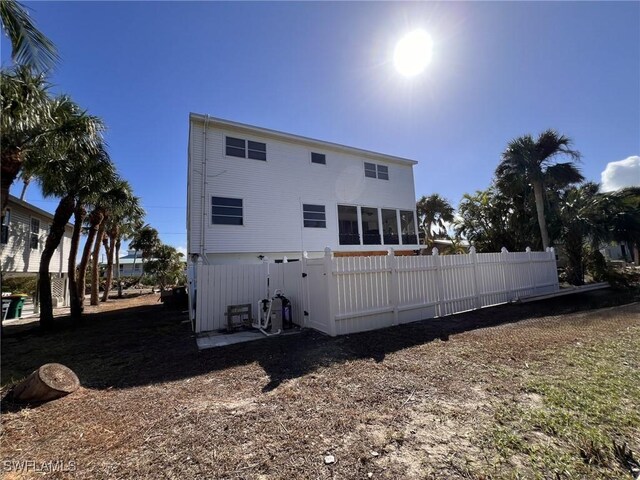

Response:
(187, 114), (421, 265)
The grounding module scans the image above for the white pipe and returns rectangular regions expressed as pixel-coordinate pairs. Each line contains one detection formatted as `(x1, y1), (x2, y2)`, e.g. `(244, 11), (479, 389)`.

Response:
(200, 115), (210, 265)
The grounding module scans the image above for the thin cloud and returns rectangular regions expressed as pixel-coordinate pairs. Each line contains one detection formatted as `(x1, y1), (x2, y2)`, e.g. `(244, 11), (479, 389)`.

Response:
(601, 156), (640, 192)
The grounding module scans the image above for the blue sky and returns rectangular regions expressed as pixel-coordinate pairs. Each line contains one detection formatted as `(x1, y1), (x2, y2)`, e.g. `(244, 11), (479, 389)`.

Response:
(2, 1), (639, 255)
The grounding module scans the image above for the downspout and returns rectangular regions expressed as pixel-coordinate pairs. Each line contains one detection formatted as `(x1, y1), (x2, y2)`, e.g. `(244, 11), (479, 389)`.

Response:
(200, 115), (210, 266)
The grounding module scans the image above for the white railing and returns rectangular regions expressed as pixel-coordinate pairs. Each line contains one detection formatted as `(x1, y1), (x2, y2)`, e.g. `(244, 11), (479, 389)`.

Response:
(194, 247), (559, 336)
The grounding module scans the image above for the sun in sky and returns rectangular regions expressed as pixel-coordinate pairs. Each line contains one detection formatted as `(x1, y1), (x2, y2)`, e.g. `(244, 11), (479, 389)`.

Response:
(393, 29), (433, 77)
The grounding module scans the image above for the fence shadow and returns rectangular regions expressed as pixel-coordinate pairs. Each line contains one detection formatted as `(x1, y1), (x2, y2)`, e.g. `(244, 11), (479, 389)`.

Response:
(1, 288), (633, 396)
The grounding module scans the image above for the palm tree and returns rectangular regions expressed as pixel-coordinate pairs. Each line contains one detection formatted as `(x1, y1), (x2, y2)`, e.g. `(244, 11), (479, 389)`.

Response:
(0, 0), (59, 72)
(1, 68), (103, 215)
(416, 194), (455, 249)
(100, 183), (144, 302)
(129, 224), (161, 281)
(496, 130), (583, 251)
(28, 127), (111, 326)
(115, 212), (145, 297)
(65, 148), (116, 320)
(83, 178), (135, 306)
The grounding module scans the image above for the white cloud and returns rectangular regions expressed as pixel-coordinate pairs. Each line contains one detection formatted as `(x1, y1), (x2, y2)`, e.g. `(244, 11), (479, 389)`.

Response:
(601, 156), (640, 192)
(176, 246), (188, 257)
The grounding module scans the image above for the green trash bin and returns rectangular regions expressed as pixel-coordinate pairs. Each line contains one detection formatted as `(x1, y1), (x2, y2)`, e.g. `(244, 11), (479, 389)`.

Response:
(6, 294), (27, 319)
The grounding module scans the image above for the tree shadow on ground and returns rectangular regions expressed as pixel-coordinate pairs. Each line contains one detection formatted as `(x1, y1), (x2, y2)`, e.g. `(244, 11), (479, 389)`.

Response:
(1, 288), (637, 398)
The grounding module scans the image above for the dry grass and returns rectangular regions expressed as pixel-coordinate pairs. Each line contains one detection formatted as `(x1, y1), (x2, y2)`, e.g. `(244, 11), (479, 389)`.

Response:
(1, 290), (639, 479)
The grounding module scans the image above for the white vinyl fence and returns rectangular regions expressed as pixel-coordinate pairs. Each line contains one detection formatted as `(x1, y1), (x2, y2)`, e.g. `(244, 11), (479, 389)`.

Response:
(194, 247), (559, 336)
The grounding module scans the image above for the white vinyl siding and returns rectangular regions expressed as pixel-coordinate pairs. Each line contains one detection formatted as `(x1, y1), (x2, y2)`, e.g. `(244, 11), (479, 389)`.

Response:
(187, 115), (419, 259)
(0, 198), (73, 274)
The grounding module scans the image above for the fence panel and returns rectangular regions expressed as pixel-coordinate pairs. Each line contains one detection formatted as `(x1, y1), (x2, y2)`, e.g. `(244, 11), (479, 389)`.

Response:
(194, 247), (559, 336)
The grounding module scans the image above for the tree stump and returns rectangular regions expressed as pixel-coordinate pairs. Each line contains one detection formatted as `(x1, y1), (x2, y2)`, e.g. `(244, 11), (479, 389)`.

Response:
(11, 363), (80, 404)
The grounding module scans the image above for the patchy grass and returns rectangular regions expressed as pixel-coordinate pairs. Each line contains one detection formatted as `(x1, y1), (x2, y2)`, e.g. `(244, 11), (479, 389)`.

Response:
(1, 292), (639, 479)
(483, 328), (640, 479)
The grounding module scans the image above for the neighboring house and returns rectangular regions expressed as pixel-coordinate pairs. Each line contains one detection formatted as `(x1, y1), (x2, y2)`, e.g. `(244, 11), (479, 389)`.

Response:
(1, 195), (73, 277)
(1, 195), (72, 309)
(100, 250), (145, 277)
(187, 114), (421, 265)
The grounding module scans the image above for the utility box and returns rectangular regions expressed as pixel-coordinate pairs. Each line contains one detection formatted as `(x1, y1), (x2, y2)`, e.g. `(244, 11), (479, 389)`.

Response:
(270, 296), (284, 331)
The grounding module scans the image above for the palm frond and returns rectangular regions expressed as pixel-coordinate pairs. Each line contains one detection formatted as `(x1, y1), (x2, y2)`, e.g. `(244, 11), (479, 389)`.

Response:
(0, 0), (59, 72)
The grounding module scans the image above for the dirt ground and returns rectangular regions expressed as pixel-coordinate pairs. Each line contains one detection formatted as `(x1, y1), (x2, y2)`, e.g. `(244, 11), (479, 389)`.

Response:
(1, 290), (639, 479)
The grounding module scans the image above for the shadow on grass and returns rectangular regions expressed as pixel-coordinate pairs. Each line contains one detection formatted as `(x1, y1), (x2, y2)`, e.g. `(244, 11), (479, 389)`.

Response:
(1, 288), (638, 397)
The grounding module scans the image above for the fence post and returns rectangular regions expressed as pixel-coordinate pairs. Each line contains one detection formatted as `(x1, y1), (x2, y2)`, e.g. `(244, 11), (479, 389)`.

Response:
(387, 247), (399, 326)
(432, 247), (445, 317)
(301, 251), (309, 328)
(526, 246), (536, 294)
(501, 247), (513, 301)
(548, 247), (559, 291)
(324, 247), (338, 336)
(470, 246), (481, 309)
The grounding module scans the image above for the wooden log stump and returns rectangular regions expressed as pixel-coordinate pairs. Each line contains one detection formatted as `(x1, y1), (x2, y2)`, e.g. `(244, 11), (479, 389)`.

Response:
(11, 363), (80, 404)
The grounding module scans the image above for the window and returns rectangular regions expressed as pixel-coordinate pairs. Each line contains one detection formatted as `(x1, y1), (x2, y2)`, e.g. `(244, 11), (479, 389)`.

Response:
(226, 136), (246, 158)
(338, 205), (359, 245)
(364, 162), (389, 180)
(382, 209), (399, 244)
(303, 204), (326, 228)
(225, 136), (267, 161)
(247, 140), (266, 161)
(400, 210), (418, 244)
(311, 152), (326, 165)
(361, 207), (381, 245)
(212, 197), (243, 225)
(1, 209), (9, 245)
(30, 218), (40, 250)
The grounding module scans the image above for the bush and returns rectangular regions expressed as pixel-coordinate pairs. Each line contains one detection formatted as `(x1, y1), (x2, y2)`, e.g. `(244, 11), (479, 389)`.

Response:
(1, 276), (37, 297)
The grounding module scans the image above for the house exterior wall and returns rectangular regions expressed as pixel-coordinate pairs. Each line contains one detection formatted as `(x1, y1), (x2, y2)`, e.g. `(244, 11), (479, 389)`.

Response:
(1, 197), (73, 275)
(188, 114), (420, 264)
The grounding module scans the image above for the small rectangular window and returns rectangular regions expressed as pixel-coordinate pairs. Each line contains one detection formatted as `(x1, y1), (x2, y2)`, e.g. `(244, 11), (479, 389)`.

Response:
(212, 197), (243, 225)
(247, 140), (266, 161)
(311, 152), (326, 165)
(226, 136), (246, 158)
(364, 162), (389, 180)
(303, 204), (326, 228)
(1, 209), (9, 245)
(364, 162), (377, 178)
(30, 218), (40, 250)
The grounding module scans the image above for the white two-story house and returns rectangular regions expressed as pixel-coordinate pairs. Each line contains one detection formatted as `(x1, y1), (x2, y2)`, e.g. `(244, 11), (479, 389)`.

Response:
(187, 114), (420, 265)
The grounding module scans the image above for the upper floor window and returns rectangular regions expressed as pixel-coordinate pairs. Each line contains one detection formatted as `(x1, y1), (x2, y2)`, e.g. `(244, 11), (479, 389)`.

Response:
(30, 218), (40, 250)
(1, 209), (9, 245)
(226, 136), (267, 161)
(311, 152), (326, 165)
(212, 197), (243, 225)
(364, 162), (389, 180)
(303, 204), (326, 228)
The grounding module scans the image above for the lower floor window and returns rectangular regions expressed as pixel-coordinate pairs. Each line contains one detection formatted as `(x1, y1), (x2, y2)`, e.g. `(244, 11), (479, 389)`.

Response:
(303, 204), (326, 228)
(212, 197), (243, 225)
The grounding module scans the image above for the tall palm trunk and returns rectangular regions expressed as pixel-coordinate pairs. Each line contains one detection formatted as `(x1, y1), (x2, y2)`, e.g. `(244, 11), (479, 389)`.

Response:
(532, 180), (550, 251)
(68, 203), (85, 320)
(39, 194), (75, 328)
(101, 229), (116, 302)
(90, 222), (106, 306)
(116, 237), (123, 297)
(1, 148), (23, 216)
(77, 208), (103, 312)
